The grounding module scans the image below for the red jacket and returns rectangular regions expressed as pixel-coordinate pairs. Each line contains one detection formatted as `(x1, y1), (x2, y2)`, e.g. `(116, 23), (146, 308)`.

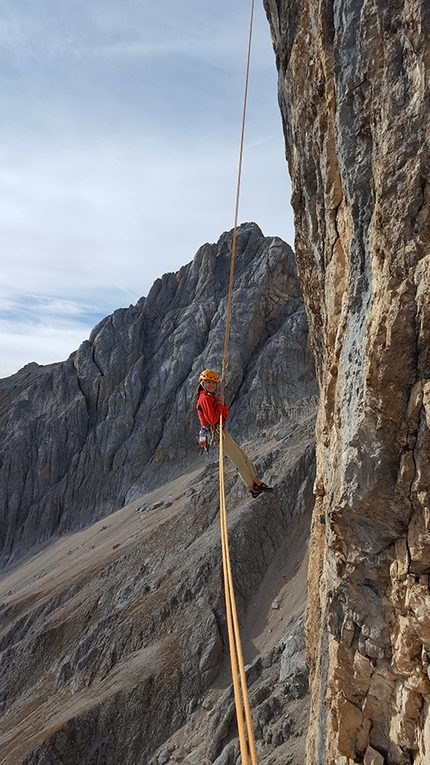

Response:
(197, 390), (229, 427)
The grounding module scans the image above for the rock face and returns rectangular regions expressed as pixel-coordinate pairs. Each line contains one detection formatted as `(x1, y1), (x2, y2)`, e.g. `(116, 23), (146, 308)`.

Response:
(264, 0), (430, 762)
(0, 223), (316, 567)
(0, 222), (318, 764)
(0, 441), (314, 765)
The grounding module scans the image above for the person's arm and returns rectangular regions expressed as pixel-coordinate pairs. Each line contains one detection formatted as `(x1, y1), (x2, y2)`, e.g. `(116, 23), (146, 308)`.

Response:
(199, 393), (228, 425)
(198, 394), (219, 426)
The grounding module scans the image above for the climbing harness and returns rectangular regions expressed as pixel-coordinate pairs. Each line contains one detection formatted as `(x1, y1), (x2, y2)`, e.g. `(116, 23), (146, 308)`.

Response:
(197, 425), (219, 456)
(217, 1), (258, 763)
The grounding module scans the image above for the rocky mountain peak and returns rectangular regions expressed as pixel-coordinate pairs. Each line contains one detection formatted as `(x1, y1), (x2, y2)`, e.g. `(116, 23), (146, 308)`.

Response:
(0, 221), (316, 569)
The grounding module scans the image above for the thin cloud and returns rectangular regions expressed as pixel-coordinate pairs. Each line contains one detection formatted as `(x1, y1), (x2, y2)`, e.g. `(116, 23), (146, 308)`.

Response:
(0, 321), (94, 379)
(0, 0), (294, 378)
(0, 294), (102, 319)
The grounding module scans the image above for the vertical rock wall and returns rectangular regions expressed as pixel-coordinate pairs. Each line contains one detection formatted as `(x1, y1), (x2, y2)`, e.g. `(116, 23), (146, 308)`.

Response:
(264, 0), (430, 762)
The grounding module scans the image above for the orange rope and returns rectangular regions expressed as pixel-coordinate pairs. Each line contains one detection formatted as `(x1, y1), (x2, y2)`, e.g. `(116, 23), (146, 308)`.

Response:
(217, 2), (258, 763)
(219, 415), (258, 765)
(219, 0), (255, 405)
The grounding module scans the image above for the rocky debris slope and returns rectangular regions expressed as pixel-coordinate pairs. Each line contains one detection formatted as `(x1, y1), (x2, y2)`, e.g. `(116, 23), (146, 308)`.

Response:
(264, 0), (430, 762)
(0, 411), (315, 765)
(0, 222), (317, 567)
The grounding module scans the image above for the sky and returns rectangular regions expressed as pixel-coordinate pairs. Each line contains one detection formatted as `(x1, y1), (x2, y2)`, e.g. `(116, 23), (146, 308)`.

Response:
(1, 0), (294, 379)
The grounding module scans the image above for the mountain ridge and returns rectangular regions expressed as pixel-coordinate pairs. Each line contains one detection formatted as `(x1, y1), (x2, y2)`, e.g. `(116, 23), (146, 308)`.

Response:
(0, 222), (317, 568)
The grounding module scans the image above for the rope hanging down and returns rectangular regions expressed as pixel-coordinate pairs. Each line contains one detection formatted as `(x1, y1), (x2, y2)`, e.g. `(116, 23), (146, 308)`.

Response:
(218, 2), (258, 764)
(219, 415), (258, 765)
(219, 0), (255, 404)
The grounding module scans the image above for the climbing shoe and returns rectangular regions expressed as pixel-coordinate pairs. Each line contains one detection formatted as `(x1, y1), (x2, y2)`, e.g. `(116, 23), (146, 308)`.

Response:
(250, 481), (274, 498)
(257, 481), (274, 493)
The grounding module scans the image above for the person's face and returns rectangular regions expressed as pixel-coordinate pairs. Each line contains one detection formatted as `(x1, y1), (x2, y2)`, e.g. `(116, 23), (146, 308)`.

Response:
(203, 379), (217, 393)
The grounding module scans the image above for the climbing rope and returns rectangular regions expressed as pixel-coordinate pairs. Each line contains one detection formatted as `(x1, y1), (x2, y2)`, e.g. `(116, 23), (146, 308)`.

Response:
(219, 0), (255, 405)
(219, 414), (258, 765)
(218, 1), (258, 763)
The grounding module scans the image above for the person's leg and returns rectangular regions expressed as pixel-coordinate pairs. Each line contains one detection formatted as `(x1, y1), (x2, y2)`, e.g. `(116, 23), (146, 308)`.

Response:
(221, 430), (257, 488)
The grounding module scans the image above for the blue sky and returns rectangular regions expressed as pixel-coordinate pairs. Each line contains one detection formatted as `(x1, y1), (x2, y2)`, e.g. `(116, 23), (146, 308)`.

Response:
(1, 0), (294, 378)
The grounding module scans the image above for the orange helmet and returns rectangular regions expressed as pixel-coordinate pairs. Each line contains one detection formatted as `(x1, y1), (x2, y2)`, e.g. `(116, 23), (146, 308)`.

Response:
(198, 369), (219, 384)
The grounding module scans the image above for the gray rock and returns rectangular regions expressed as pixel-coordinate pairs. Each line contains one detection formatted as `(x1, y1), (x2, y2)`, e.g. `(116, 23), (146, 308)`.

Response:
(151, 501), (164, 511)
(0, 223), (317, 568)
(280, 615), (308, 700)
(264, 0), (430, 760)
(0, 223), (317, 765)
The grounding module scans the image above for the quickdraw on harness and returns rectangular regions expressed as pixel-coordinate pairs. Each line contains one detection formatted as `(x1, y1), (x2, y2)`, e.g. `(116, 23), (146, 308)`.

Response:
(197, 424), (220, 455)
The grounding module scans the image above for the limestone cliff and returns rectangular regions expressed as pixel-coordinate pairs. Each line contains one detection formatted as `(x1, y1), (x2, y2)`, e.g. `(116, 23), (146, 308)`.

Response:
(264, 0), (430, 762)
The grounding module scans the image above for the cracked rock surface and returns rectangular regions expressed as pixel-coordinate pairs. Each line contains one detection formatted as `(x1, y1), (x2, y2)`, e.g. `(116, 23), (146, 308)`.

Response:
(0, 222), (316, 567)
(264, 0), (430, 761)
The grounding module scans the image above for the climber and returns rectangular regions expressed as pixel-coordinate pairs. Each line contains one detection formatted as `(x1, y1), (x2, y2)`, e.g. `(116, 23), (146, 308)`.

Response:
(195, 369), (274, 498)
